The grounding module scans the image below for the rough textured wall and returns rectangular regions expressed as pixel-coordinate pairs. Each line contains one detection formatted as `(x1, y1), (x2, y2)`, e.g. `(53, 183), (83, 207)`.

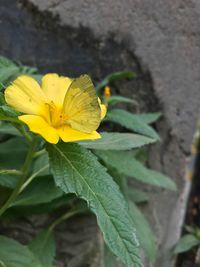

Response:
(0, 0), (200, 266)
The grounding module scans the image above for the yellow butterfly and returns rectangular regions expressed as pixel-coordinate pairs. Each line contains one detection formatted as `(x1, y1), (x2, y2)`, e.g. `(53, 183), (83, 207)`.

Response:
(5, 74), (106, 144)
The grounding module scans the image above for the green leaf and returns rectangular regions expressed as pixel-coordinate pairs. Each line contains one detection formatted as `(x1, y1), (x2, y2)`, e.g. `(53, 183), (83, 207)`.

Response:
(0, 137), (27, 169)
(0, 92), (6, 105)
(0, 235), (43, 267)
(104, 244), (120, 267)
(105, 109), (160, 139)
(32, 154), (50, 177)
(174, 234), (200, 254)
(6, 195), (75, 217)
(12, 176), (63, 206)
(130, 113), (162, 125)
(47, 142), (142, 267)
(130, 202), (156, 263)
(0, 175), (19, 189)
(128, 188), (149, 203)
(0, 106), (20, 123)
(95, 150), (176, 190)
(0, 66), (20, 91)
(79, 132), (156, 150)
(31, 74), (42, 84)
(108, 95), (137, 106)
(0, 123), (21, 136)
(96, 71), (135, 91)
(0, 56), (16, 68)
(29, 230), (56, 267)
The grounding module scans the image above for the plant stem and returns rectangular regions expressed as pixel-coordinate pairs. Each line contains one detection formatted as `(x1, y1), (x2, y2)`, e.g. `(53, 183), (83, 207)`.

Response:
(0, 137), (38, 217)
(19, 163), (49, 193)
(15, 124), (32, 143)
(0, 169), (22, 175)
(33, 148), (46, 158)
(48, 205), (87, 233)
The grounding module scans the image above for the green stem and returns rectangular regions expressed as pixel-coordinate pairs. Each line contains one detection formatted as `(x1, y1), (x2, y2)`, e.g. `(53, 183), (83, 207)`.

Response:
(33, 148), (46, 158)
(19, 163), (49, 193)
(0, 169), (22, 175)
(15, 124), (32, 143)
(48, 205), (87, 233)
(0, 137), (38, 217)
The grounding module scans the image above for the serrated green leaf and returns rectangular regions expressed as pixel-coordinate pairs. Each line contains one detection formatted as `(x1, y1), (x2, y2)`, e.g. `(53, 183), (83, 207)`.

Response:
(0, 66), (20, 91)
(105, 109), (160, 139)
(95, 150), (176, 190)
(130, 202), (156, 263)
(130, 113), (162, 124)
(174, 234), (200, 254)
(12, 176), (63, 207)
(0, 56), (16, 68)
(108, 95), (137, 106)
(96, 71), (135, 91)
(47, 142), (142, 267)
(104, 244), (121, 267)
(128, 188), (149, 203)
(0, 235), (43, 267)
(79, 132), (156, 150)
(29, 230), (56, 267)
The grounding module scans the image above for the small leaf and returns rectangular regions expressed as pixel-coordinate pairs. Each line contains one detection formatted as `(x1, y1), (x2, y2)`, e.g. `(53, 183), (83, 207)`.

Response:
(12, 176), (63, 207)
(0, 235), (43, 267)
(95, 150), (176, 190)
(130, 202), (156, 263)
(29, 230), (56, 267)
(96, 71), (135, 91)
(130, 113), (162, 124)
(47, 142), (142, 267)
(108, 95), (137, 106)
(105, 109), (159, 139)
(128, 188), (149, 203)
(0, 107), (20, 123)
(79, 132), (156, 150)
(174, 234), (200, 254)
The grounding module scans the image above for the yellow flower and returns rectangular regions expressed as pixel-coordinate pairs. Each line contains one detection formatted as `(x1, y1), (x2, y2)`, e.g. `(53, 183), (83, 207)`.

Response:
(5, 74), (106, 144)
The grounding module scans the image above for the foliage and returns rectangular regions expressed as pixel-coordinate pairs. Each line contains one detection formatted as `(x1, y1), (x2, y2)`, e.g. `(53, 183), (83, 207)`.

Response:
(0, 56), (176, 266)
(175, 226), (200, 264)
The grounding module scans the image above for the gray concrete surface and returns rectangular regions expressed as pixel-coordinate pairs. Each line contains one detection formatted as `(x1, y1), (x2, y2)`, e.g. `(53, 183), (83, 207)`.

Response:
(1, 0), (200, 266)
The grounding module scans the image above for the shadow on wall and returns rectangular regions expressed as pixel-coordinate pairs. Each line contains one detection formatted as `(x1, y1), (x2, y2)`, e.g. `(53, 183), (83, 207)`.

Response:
(0, 0), (160, 113)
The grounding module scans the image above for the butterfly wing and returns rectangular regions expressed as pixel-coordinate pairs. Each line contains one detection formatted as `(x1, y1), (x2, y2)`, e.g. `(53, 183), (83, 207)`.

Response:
(63, 75), (101, 133)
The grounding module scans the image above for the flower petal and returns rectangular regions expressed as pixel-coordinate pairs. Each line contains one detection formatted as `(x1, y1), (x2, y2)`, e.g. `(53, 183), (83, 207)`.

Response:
(98, 98), (107, 119)
(5, 75), (48, 116)
(58, 125), (101, 142)
(19, 115), (59, 144)
(42, 73), (72, 107)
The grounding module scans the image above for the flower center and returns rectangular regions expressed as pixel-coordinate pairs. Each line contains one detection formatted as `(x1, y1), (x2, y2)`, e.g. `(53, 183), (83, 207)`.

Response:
(46, 102), (69, 128)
